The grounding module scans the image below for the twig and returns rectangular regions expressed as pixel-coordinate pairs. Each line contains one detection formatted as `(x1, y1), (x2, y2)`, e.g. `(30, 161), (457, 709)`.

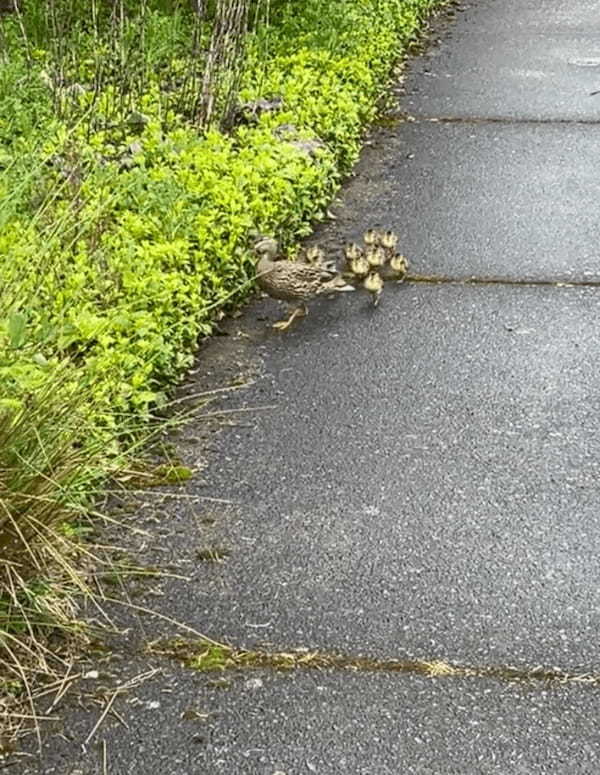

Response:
(108, 706), (129, 729)
(2, 712), (59, 721)
(84, 689), (118, 748)
(166, 382), (255, 407)
(99, 597), (227, 647)
(46, 661), (78, 712)
(196, 405), (277, 418)
(0, 756), (34, 770)
(31, 673), (81, 701)
(84, 667), (160, 749)
(101, 490), (236, 504)
(95, 567), (191, 582)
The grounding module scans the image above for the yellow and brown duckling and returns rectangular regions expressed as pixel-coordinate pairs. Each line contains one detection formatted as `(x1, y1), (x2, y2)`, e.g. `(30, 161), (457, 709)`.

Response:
(304, 244), (326, 264)
(348, 253), (370, 280)
(254, 236), (355, 330)
(380, 229), (399, 254)
(363, 228), (382, 248)
(381, 252), (408, 283)
(342, 242), (367, 280)
(363, 269), (384, 306)
(365, 245), (386, 269)
(303, 244), (338, 275)
(344, 242), (363, 262)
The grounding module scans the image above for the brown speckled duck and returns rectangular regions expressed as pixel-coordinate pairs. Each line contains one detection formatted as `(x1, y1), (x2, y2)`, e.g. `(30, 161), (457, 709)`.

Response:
(254, 237), (355, 330)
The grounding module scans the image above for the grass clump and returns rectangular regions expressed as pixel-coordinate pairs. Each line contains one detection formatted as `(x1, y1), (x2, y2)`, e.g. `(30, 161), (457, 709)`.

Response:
(0, 370), (102, 743)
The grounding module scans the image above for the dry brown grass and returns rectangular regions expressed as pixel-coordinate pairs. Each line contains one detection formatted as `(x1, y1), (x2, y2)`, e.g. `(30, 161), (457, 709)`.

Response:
(0, 371), (102, 748)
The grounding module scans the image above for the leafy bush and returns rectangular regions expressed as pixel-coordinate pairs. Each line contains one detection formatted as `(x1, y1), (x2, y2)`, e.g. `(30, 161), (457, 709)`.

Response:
(2, 0), (439, 411)
(0, 0), (441, 701)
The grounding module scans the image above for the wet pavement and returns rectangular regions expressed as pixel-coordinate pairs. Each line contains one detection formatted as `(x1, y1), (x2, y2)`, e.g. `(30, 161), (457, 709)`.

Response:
(17, 0), (600, 772)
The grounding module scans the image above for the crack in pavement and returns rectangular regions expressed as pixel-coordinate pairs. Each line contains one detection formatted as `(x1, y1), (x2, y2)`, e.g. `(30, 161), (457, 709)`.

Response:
(151, 638), (600, 688)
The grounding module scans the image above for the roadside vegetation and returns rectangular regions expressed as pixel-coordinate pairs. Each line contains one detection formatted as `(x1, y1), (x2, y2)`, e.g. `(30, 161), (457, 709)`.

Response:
(0, 0), (441, 740)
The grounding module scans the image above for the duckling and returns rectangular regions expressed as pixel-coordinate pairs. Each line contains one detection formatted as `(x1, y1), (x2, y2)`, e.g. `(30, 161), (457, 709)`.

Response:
(344, 242), (363, 262)
(348, 253), (370, 280)
(382, 252), (409, 283)
(254, 237), (354, 330)
(343, 242), (367, 281)
(254, 235), (280, 261)
(365, 245), (386, 269)
(380, 229), (399, 253)
(363, 270), (384, 306)
(304, 244), (338, 275)
(305, 245), (326, 264)
(363, 229), (380, 247)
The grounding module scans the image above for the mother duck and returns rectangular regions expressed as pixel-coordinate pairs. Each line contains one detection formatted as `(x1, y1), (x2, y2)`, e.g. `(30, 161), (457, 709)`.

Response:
(254, 236), (355, 330)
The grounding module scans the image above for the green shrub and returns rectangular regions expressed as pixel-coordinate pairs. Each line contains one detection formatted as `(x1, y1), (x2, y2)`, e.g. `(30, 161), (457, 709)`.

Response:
(0, 0), (442, 693)
(2, 0), (440, 414)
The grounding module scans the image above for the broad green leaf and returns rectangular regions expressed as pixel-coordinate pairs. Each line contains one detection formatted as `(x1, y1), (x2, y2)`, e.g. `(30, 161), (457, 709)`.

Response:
(7, 311), (27, 349)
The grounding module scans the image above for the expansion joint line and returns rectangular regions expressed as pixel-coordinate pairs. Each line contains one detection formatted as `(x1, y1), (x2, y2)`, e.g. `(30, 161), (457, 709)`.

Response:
(406, 274), (600, 289)
(150, 638), (600, 688)
(400, 115), (600, 127)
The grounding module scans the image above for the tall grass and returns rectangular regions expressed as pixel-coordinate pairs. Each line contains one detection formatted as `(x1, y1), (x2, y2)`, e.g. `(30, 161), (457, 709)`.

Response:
(0, 366), (102, 746)
(0, 0), (263, 134)
(0, 0), (262, 689)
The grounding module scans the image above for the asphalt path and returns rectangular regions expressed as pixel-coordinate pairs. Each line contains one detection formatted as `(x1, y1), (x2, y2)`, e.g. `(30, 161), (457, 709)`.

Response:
(19, 0), (600, 772)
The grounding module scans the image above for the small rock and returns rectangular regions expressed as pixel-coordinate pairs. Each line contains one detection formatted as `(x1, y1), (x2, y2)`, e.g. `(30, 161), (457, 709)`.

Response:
(246, 96), (283, 115)
(119, 156), (136, 171)
(234, 96), (284, 124)
(127, 110), (150, 128)
(244, 677), (264, 691)
(289, 138), (326, 158)
(273, 123), (298, 138)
